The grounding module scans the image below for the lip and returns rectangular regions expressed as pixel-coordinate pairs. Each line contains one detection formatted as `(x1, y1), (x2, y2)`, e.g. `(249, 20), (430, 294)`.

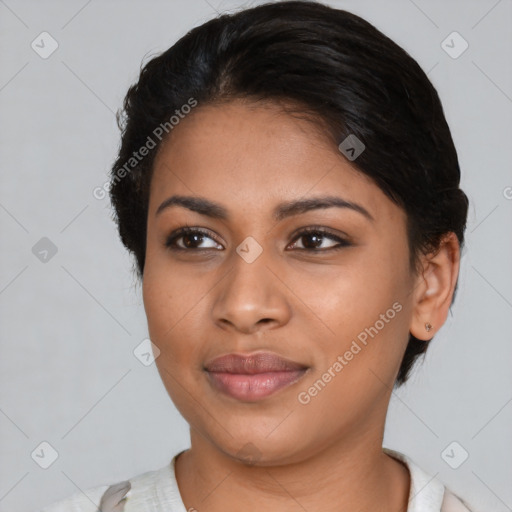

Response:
(205, 352), (308, 373)
(204, 352), (309, 402)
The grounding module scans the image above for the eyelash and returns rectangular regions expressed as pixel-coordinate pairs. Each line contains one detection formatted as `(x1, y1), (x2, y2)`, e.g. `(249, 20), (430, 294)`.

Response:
(164, 225), (352, 253)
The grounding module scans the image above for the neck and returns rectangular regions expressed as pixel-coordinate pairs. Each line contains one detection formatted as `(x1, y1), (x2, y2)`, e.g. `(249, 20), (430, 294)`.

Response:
(174, 424), (410, 512)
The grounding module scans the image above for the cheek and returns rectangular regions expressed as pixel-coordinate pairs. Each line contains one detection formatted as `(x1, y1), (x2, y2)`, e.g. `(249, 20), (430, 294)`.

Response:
(295, 246), (410, 377)
(143, 256), (195, 334)
(296, 254), (401, 332)
(142, 265), (209, 372)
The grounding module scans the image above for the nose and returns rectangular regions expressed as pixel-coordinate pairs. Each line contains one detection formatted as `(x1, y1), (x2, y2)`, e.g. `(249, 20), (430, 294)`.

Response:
(211, 249), (291, 334)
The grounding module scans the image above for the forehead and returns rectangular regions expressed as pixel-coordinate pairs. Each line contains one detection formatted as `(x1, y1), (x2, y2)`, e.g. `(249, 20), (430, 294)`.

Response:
(149, 100), (397, 225)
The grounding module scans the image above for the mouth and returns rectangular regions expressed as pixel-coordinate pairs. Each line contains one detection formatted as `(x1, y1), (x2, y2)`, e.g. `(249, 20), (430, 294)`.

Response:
(204, 352), (309, 402)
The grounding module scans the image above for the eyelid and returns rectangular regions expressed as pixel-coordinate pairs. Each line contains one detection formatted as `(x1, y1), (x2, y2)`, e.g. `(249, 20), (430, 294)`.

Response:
(287, 226), (352, 251)
(166, 226), (222, 249)
(165, 225), (352, 252)
(288, 225), (350, 243)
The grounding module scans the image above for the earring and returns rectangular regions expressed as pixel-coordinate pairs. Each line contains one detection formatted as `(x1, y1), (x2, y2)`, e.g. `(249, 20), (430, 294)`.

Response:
(425, 322), (433, 332)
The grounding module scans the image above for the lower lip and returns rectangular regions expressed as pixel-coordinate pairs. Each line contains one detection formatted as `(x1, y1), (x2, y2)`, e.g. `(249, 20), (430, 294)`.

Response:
(206, 370), (307, 401)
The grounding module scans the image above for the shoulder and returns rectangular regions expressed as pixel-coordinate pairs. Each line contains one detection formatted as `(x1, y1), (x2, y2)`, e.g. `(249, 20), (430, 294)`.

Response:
(39, 461), (175, 512)
(39, 482), (111, 512)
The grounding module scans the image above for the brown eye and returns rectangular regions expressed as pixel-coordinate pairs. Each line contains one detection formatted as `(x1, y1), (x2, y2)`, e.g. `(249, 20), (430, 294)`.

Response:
(164, 226), (352, 253)
(288, 227), (352, 251)
(165, 227), (221, 251)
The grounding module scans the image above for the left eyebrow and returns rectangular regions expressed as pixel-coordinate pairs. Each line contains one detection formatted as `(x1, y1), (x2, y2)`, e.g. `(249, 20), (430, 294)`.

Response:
(155, 194), (374, 222)
(273, 196), (374, 223)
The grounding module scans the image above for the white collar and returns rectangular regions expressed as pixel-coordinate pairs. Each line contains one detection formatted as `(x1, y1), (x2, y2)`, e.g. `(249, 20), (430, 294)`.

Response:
(384, 447), (446, 511)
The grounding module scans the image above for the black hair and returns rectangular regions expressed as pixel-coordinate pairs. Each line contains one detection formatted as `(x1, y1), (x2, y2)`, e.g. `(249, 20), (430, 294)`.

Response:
(109, 0), (469, 386)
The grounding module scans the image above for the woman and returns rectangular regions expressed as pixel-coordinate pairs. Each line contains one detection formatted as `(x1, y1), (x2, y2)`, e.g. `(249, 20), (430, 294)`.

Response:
(41, 1), (472, 510)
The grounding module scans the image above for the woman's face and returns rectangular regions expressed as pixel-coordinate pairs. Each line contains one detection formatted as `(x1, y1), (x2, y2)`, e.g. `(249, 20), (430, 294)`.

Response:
(143, 99), (418, 464)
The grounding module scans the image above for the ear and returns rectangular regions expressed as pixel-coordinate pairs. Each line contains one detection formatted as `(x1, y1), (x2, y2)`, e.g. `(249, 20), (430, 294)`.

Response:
(410, 232), (461, 341)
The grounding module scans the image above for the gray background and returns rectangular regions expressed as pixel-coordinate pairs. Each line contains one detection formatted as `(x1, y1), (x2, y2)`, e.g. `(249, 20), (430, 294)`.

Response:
(0, 0), (511, 511)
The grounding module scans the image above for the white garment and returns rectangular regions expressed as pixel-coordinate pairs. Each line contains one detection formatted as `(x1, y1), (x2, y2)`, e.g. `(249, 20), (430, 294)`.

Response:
(39, 448), (474, 511)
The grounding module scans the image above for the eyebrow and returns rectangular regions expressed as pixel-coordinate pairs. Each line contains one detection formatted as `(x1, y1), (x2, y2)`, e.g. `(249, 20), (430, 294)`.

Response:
(155, 194), (374, 222)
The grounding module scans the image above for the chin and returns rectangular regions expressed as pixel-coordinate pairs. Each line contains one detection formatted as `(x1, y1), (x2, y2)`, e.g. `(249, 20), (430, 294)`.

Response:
(203, 425), (314, 468)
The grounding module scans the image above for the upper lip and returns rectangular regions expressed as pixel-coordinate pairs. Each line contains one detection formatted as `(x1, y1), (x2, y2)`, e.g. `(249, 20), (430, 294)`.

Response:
(204, 352), (308, 374)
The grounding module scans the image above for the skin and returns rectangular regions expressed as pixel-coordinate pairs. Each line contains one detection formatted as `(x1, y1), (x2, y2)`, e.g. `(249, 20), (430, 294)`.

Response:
(142, 98), (461, 512)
